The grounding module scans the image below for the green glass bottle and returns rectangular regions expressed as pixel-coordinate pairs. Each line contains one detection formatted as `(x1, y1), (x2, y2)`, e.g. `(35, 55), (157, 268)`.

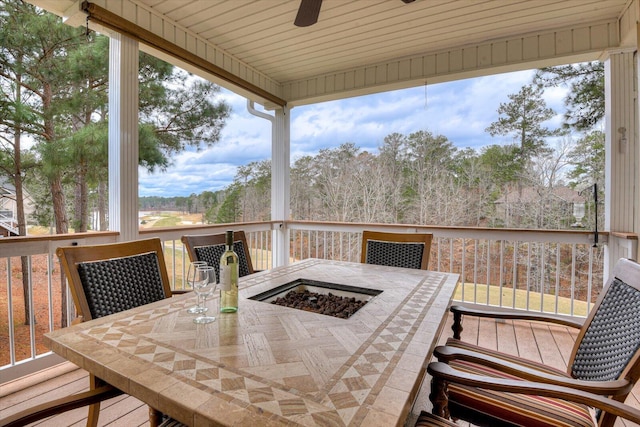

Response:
(219, 230), (239, 312)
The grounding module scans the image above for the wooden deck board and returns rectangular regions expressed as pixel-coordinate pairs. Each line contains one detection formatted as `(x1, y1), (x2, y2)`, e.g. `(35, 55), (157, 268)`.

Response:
(495, 320), (518, 356)
(513, 320), (543, 363)
(531, 323), (567, 370)
(2, 314), (639, 426)
(476, 315), (498, 351)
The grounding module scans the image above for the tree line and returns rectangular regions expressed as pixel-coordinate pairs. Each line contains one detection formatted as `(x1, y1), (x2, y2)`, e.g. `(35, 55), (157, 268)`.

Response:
(172, 75), (605, 231)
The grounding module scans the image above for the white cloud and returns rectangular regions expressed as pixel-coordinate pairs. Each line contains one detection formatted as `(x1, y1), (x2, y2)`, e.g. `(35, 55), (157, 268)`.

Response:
(139, 68), (570, 196)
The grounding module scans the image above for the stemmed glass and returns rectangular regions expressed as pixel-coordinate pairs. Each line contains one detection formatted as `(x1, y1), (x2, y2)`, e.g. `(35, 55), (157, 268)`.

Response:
(187, 261), (208, 314)
(193, 265), (217, 324)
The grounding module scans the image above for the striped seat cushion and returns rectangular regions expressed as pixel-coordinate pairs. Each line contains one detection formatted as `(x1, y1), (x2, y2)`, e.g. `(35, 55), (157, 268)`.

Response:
(443, 339), (596, 427)
(445, 338), (570, 376)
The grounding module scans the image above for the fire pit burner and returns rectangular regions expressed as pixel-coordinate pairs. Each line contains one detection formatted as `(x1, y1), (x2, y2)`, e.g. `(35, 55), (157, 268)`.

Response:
(248, 278), (382, 319)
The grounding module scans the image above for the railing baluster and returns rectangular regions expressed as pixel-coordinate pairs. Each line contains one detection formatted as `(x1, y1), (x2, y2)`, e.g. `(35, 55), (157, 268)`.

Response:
(555, 243), (560, 314)
(499, 240), (504, 308)
(47, 252), (55, 334)
(460, 238), (466, 302)
(28, 255), (36, 359)
(511, 241), (517, 309)
(6, 257), (16, 366)
(485, 240), (490, 305)
(526, 243), (531, 311)
(473, 240), (478, 303)
(539, 243), (544, 312)
(449, 238), (454, 273)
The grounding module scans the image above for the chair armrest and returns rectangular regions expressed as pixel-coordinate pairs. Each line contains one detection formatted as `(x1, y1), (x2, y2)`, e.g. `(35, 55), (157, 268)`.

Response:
(433, 345), (632, 396)
(428, 362), (640, 425)
(450, 303), (584, 339)
(171, 289), (191, 295)
(0, 384), (123, 427)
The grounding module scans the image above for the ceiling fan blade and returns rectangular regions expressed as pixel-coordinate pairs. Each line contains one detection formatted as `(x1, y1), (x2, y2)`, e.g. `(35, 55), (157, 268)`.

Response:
(294, 0), (322, 27)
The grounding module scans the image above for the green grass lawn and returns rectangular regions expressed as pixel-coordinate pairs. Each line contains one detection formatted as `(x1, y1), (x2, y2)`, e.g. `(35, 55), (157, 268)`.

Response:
(153, 215), (182, 227)
(454, 282), (589, 317)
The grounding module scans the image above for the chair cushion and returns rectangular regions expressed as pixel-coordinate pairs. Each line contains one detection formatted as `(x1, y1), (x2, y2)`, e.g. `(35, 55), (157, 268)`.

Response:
(445, 339), (570, 377)
(415, 411), (459, 426)
(443, 340), (596, 427)
(77, 252), (166, 319)
(365, 240), (424, 269)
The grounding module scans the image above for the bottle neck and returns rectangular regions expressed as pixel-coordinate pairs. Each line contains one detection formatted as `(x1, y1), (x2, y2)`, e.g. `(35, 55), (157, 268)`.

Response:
(225, 231), (233, 250)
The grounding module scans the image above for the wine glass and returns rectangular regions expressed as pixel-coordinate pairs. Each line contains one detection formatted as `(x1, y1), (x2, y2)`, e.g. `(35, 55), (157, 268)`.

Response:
(187, 261), (208, 314)
(193, 265), (217, 324)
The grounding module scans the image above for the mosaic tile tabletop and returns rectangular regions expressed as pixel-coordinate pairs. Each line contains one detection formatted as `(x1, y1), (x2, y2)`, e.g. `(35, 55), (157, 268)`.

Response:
(46, 259), (459, 426)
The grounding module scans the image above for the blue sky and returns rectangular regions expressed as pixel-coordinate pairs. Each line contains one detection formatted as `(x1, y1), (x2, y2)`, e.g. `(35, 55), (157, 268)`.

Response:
(138, 69), (568, 197)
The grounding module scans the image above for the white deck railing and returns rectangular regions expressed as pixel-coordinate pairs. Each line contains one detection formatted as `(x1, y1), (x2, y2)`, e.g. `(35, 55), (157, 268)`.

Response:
(1, 221), (635, 383)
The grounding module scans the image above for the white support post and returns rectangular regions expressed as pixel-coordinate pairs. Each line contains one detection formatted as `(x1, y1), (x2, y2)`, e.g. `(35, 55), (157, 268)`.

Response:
(246, 102), (291, 268)
(604, 50), (639, 270)
(108, 33), (139, 241)
(272, 107), (291, 267)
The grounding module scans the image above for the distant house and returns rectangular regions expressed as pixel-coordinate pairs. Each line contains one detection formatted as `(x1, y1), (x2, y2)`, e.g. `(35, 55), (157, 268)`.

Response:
(0, 178), (35, 237)
(494, 186), (586, 229)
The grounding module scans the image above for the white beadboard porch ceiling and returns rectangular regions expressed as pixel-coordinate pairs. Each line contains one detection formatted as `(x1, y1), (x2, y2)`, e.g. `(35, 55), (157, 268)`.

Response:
(142, 0), (623, 83)
(32, 0), (633, 106)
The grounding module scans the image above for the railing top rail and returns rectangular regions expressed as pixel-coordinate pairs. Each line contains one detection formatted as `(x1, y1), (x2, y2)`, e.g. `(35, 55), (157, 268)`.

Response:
(139, 220), (277, 240)
(0, 230), (119, 243)
(0, 231), (119, 257)
(285, 220), (609, 244)
(1, 221), (617, 251)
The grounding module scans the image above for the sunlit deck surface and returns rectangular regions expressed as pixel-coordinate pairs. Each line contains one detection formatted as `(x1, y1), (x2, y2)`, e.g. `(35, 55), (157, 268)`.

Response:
(2, 314), (640, 426)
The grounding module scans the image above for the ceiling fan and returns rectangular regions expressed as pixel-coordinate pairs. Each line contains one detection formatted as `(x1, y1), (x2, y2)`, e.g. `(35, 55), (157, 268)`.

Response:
(294, 0), (416, 27)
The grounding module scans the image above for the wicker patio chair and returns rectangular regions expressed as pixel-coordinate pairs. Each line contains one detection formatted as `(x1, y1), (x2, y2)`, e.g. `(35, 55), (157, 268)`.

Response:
(419, 363), (640, 427)
(12, 238), (183, 427)
(360, 230), (432, 270)
(181, 230), (255, 282)
(4, 238), (185, 427)
(428, 257), (640, 427)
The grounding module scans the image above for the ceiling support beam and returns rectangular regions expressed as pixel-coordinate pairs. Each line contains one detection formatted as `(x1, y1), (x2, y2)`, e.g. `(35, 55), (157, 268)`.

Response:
(81, 1), (286, 108)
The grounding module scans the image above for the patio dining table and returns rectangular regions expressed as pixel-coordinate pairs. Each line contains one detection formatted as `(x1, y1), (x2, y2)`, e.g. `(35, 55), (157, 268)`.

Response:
(45, 258), (459, 426)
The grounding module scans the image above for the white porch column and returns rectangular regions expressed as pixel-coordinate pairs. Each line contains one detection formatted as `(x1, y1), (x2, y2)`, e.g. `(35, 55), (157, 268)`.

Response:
(604, 49), (639, 267)
(272, 107), (291, 267)
(108, 33), (139, 241)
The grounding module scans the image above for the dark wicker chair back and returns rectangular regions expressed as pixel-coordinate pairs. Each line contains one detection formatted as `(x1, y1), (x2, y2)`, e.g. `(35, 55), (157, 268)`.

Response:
(47, 237), (178, 427)
(57, 238), (173, 323)
(436, 258), (640, 427)
(360, 230), (433, 270)
(181, 230), (255, 282)
(568, 258), (640, 425)
(571, 276), (640, 382)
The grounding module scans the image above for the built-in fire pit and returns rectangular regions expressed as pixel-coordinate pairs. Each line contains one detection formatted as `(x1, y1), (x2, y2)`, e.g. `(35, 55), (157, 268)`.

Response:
(248, 278), (382, 319)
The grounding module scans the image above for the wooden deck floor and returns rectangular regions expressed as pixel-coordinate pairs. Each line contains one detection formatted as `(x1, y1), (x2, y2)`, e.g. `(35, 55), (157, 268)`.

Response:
(2, 314), (640, 426)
